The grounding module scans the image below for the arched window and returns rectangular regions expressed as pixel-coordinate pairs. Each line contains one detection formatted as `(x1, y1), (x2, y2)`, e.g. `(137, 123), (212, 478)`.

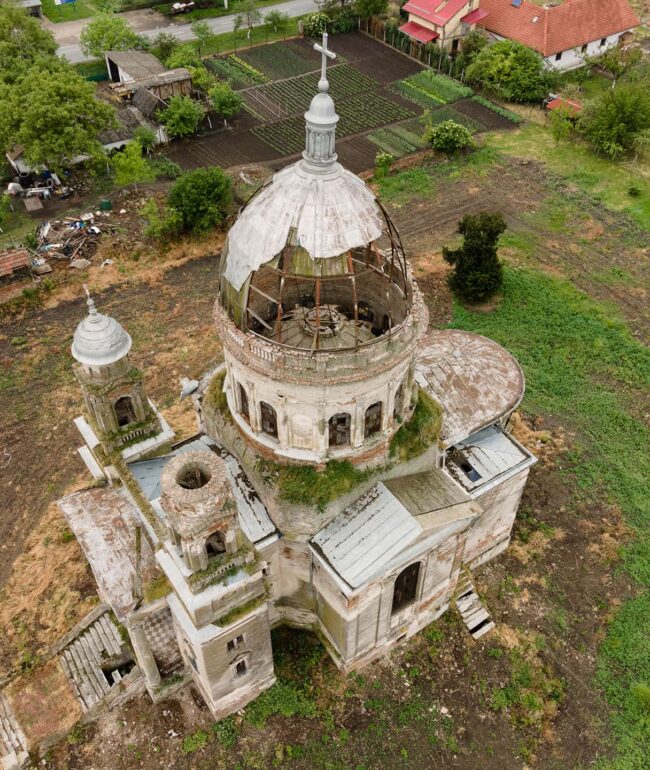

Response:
(393, 383), (404, 419)
(206, 531), (226, 557)
(114, 396), (136, 428)
(364, 402), (382, 439)
(391, 562), (420, 615)
(238, 383), (249, 422)
(328, 413), (351, 447)
(260, 402), (278, 439)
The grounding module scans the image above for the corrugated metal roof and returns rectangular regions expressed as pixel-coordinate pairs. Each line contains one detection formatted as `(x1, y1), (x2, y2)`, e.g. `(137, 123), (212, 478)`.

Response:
(312, 483), (422, 589)
(129, 435), (276, 544)
(416, 330), (524, 446)
(446, 425), (535, 493)
(106, 51), (167, 80)
(399, 22), (439, 43)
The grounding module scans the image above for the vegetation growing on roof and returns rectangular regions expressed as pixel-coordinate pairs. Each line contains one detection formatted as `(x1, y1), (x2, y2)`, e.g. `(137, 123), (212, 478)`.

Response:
(390, 388), (442, 462)
(204, 369), (230, 419)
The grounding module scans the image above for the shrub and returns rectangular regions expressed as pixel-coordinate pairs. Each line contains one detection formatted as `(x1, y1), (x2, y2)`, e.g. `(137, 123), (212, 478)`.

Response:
(304, 12), (329, 37)
(355, 0), (388, 19)
(424, 119), (473, 154)
(167, 167), (232, 233)
(443, 211), (506, 303)
(374, 151), (393, 179)
(151, 31), (179, 63)
(244, 681), (317, 727)
(148, 156), (182, 180)
(466, 39), (552, 102)
(158, 95), (204, 138)
(209, 81), (243, 126)
(133, 125), (156, 152)
(139, 198), (182, 241)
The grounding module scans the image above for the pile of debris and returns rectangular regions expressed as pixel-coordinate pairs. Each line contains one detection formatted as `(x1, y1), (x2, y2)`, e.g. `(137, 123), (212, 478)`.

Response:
(36, 211), (116, 271)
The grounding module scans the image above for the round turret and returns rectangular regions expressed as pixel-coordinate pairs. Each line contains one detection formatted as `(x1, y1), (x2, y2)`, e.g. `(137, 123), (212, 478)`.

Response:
(72, 291), (132, 367)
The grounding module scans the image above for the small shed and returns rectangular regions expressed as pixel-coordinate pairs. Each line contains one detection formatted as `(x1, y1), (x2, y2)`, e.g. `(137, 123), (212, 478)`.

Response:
(0, 248), (31, 283)
(20, 0), (42, 18)
(105, 51), (192, 101)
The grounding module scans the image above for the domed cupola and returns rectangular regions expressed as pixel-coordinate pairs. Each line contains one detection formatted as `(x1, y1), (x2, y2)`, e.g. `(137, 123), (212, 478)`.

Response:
(72, 291), (132, 367)
(213, 34), (428, 466)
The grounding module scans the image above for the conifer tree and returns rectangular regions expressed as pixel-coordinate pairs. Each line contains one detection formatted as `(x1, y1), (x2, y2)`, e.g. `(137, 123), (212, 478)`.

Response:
(443, 212), (506, 303)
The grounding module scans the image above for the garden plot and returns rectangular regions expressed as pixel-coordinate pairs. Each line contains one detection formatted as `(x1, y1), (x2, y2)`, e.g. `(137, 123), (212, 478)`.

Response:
(393, 71), (473, 109)
(238, 40), (325, 80)
(367, 123), (427, 158)
(252, 91), (416, 155)
(205, 55), (268, 89)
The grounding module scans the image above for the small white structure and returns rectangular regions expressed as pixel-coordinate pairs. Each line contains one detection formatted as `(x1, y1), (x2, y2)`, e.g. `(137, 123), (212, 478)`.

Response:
(477, 0), (640, 71)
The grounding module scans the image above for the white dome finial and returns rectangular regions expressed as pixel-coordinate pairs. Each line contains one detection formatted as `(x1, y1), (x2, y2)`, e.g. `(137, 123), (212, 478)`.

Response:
(83, 284), (98, 317)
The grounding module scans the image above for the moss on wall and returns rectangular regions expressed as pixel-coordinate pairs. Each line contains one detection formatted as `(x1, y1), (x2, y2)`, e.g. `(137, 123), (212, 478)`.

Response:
(204, 369), (231, 421)
(390, 388), (442, 462)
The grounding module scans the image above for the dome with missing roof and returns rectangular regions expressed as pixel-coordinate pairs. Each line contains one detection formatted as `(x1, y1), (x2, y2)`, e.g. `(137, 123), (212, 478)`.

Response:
(72, 293), (132, 367)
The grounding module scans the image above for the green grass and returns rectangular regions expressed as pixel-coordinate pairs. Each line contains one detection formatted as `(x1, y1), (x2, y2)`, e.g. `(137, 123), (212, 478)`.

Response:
(451, 266), (650, 767)
(196, 15), (309, 58)
(41, 0), (98, 22)
(377, 166), (436, 204)
(485, 124), (650, 230)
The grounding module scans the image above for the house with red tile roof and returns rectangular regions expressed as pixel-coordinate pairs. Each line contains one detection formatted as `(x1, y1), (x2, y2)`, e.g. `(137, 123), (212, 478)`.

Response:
(399, 0), (489, 52)
(476, 0), (640, 71)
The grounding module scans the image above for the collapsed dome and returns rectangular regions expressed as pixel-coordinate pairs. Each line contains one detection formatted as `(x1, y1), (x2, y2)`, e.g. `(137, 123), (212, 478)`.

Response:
(219, 162), (411, 352)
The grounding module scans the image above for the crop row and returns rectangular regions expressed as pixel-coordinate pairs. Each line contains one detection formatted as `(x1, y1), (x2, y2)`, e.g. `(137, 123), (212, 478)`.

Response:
(206, 55), (268, 88)
(367, 125), (426, 157)
(254, 65), (381, 116)
(239, 41), (323, 81)
(252, 92), (415, 155)
(425, 105), (482, 133)
(393, 70), (473, 108)
(471, 95), (523, 123)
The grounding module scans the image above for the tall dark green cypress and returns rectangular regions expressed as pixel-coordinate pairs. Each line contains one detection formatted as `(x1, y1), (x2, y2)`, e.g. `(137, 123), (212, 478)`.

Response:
(443, 212), (506, 303)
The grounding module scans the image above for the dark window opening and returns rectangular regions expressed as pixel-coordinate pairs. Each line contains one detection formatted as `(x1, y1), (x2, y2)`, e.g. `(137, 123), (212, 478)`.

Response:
(393, 384), (404, 419)
(392, 563), (420, 615)
(357, 301), (373, 324)
(555, 51), (562, 61)
(238, 383), (249, 422)
(206, 531), (226, 557)
(100, 658), (135, 686)
(600, 37), (606, 46)
(329, 412), (351, 447)
(581, 43), (588, 53)
(114, 396), (136, 428)
(260, 402), (278, 438)
(235, 659), (247, 677)
(451, 38), (459, 54)
(227, 634), (244, 653)
(364, 402), (382, 439)
(460, 461), (482, 482)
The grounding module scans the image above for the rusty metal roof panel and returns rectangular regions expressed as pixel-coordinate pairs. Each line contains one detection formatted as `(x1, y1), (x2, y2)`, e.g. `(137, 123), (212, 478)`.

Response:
(311, 482), (422, 589)
(223, 162), (385, 291)
(416, 330), (525, 446)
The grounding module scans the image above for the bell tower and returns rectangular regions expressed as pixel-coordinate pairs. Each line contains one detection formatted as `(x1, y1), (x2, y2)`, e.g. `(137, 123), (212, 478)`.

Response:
(71, 287), (161, 452)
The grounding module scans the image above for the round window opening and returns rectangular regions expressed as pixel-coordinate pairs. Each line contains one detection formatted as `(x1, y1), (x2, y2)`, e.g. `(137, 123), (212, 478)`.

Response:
(176, 462), (211, 490)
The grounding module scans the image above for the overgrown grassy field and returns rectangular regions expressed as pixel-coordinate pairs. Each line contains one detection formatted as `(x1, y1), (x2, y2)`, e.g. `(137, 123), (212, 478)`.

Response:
(41, 0), (98, 22)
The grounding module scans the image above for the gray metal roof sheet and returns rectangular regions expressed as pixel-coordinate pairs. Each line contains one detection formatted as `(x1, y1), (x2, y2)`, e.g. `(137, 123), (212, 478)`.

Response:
(105, 51), (167, 79)
(312, 482), (422, 589)
(384, 469), (470, 515)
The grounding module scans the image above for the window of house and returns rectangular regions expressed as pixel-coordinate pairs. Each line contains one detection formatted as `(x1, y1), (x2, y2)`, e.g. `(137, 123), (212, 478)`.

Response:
(364, 402), (382, 438)
(235, 659), (247, 677)
(391, 563), (420, 615)
(227, 634), (244, 652)
(600, 37), (606, 46)
(555, 51), (562, 61)
(260, 402), (278, 438)
(581, 43), (588, 53)
(114, 396), (136, 428)
(238, 383), (249, 421)
(328, 413), (351, 446)
(206, 530), (226, 557)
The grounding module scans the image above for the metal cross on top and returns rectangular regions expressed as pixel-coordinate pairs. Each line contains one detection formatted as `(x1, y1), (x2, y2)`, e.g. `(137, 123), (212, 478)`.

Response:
(314, 32), (336, 93)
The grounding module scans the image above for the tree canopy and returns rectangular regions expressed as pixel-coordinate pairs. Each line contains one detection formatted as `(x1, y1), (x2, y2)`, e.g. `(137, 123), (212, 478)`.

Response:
(167, 167), (232, 233)
(577, 82), (650, 159)
(80, 13), (145, 58)
(354, 0), (388, 19)
(209, 82), (243, 126)
(466, 40), (552, 103)
(0, 60), (115, 171)
(110, 141), (155, 190)
(443, 212), (506, 303)
(158, 95), (204, 138)
(0, 4), (57, 86)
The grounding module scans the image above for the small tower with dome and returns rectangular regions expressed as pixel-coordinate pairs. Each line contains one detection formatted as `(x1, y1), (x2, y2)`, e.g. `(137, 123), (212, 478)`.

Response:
(71, 287), (161, 452)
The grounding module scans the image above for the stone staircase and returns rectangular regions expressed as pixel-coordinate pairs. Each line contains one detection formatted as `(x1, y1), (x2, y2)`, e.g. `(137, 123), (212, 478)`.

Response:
(455, 571), (495, 640)
(0, 691), (29, 770)
(59, 613), (132, 712)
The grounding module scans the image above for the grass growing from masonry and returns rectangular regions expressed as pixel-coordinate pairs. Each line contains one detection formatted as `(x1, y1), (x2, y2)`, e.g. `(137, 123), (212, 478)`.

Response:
(452, 267), (650, 767)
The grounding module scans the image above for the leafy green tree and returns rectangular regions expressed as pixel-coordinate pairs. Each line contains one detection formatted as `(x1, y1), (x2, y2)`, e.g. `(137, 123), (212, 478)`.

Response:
(0, 4), (57, 86)
(110, 141), (155, 190)
(588, 45), (641, 80)
(466, 40), (552, 102)
(577, 82), (650, 158)
(152, 31), (180, 63)
(424, 120), (473, 154)
(167, 167), (232, 233)
(209, 82), (243, 126)
(80, 13), (145, 58)
(265, 9), (289, 33)
(548, 104), (574, 145)
(191, 19), (214, 55)
(460, 29), (487, 64)
(0, 63), (115, 171)
(443, 212), (506, 303)
(235, 0), (261, 38)
(304, 11), (329, 37)
(188, 65), (216, 94)
(355, 0), (387, 19)
(133, 125), (157, 153)
(158, 95), (204, 138)
(165, 43), (203, 70)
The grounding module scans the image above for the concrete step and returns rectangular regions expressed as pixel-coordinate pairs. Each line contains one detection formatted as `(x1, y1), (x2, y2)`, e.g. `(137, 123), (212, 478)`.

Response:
(0, 692), (28, 770)
(455, 572), (495, 641)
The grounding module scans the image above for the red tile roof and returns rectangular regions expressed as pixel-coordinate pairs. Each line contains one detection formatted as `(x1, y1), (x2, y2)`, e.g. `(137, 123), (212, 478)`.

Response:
(0, 248), (30, 278)
(545, 96), (582, 114)
(477, 0), (640, 57)
(403, 0), (469, 27)
(461, 8), (489, 24)
(399, 21), (440, 42)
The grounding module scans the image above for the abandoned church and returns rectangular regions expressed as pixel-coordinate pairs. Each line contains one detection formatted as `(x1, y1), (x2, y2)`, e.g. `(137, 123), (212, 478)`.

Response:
(58, 34), (536, 721)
